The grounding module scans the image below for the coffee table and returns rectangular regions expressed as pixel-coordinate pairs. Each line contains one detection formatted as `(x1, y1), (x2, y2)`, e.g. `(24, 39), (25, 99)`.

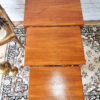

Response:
(24, 0), (83, 27)
(29, 66), (84, 100)
(25, 26), (85, 66)
(24, 0), (85, 66)
(24, 0), (85, 99)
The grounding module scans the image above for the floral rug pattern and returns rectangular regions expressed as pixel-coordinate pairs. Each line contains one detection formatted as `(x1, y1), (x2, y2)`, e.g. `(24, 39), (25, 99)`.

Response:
(0, 26), (29, 100)
(81, 26), (100, 99)
(0, 25), (100, 100)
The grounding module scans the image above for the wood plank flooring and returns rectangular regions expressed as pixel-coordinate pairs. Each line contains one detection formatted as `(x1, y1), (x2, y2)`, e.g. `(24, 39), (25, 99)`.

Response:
(29, 66), (84, 100)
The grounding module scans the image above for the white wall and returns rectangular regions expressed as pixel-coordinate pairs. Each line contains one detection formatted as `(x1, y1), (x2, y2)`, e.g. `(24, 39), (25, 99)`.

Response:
(0, 0), (100, 21)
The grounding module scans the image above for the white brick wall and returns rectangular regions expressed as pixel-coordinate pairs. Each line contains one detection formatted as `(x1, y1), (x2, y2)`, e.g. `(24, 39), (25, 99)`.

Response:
(0, 0), (100, 21)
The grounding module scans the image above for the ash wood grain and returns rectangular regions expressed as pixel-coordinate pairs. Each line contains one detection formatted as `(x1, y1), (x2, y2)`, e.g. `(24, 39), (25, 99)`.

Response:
(25, 26), (85, 66)
(29, 66), (84, 100)
(24, 0), (83, 27)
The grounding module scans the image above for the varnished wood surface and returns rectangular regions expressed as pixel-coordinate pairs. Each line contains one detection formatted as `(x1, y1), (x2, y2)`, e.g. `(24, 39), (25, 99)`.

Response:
(29, 66), (84, 100)
(25, 26), (85, 66)
(24, 0), (83, 27)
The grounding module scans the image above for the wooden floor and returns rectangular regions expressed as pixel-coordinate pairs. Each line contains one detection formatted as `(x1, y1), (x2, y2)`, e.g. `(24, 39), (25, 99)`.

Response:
(29, 66), (84, 100)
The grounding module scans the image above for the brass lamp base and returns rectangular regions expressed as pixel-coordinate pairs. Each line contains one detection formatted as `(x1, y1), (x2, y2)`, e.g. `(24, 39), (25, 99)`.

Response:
(0, 61), (18, 76)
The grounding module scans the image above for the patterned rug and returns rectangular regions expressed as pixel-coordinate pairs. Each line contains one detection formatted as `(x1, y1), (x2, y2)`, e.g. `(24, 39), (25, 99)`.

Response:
(81, 26), (100, 100)
(0, 25), (100, 100)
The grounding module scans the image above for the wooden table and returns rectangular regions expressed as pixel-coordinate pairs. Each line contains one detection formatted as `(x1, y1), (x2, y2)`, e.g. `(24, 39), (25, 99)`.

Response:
(24, 0), (85, 99)
(24, 0), (85, 66)
(24, 0), (83, 27)
(29, 66), (84, 100)
(25, 26), (85, 66)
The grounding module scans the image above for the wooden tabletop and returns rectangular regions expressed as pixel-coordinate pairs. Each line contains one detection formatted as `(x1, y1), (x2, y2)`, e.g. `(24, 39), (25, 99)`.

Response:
(25, 26), (85, 66)
(24, 0), (83, 27)
(29, 66), (84, 100)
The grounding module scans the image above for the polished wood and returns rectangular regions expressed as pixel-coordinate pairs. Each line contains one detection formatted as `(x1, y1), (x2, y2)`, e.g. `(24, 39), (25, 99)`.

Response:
(24, 0), (83, 27)
(84, 21), (100, 25)
(25, 26), (85, 66)
(29, 66), (84, 100)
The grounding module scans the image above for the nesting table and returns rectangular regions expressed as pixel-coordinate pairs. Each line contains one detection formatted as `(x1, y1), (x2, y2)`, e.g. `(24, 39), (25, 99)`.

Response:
(29, 67), (84, 100)
(24, 0), (85, 99)
(24, 0), (85, 66)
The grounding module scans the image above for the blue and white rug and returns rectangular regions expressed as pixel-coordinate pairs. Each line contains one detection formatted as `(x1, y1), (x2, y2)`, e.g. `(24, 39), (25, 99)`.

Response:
(0, 25), (100, 100)
(81, 25), (100, 100)
(0, 26), (29, 100)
